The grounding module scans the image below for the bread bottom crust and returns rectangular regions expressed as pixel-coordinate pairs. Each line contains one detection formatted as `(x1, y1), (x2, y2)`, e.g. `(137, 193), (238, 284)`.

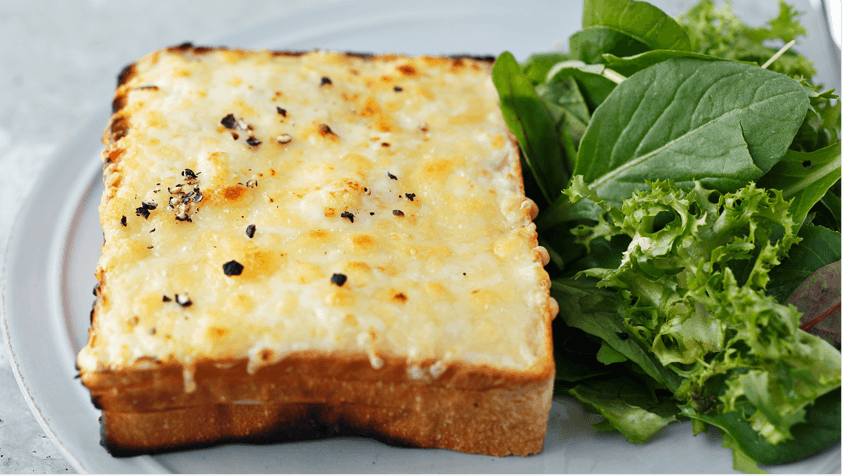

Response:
(86, 353), (555, 457)
(102, 399), (549, 458)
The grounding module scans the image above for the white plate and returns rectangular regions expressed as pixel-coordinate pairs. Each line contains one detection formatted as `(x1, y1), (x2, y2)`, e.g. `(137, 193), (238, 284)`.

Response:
(2, 0), (840, 473)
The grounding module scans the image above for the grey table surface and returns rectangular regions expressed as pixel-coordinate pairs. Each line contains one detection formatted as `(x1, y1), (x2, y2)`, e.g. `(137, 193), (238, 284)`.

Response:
(0, 0), (838, 474)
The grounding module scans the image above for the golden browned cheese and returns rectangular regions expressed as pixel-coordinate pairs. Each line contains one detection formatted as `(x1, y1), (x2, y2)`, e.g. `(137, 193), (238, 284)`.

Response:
(78, 47), (553, 383)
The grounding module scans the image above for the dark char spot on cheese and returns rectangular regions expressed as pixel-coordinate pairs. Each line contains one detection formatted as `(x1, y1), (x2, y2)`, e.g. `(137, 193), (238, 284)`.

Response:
(223, 260), (244, 276)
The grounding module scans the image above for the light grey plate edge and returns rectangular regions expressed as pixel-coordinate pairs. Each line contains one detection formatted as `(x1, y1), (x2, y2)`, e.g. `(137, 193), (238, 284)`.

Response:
(1, 107), (170, 474)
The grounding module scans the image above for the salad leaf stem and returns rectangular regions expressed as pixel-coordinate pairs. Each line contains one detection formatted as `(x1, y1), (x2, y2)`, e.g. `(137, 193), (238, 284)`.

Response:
(800, 301), (841, 331)
(761, 39), (796, 69)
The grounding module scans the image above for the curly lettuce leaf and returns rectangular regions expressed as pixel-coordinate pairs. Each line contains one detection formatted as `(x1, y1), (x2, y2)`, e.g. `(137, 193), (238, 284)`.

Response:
(552, 276), (683, 392)
(677, 0), (816, 80)
(564, 177), (841, 456)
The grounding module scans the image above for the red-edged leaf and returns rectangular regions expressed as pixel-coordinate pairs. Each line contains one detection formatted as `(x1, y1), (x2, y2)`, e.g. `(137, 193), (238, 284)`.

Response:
(786, 260), (841, 348)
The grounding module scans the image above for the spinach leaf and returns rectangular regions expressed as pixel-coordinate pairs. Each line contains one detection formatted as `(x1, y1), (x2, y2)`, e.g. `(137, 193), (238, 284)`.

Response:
(596, 341), (628, 364)
(554, 353), (614, 387)
(603, 50), (755, 77)
(528, 64), (617, 207)
(569, 26), (649, 65)
(539, 223), (585, 276)
(791, 87), (840, 152)
(519, 155), (548, 211)
(521, 52), (572, 85)
(721, 433), (766, 474)
(583, 0), (692, 52)
(538, 233), (568, 270)
(562, 232), (630, 276)
(681, 388), (842, 466)
(492, 52), (568, 204)
(569, 377), (679, 444)
(766, 224), (842, 303)
(817, 99), (842, 148)
(758, 143), (841, 228)
(545, 63), (618, 113)
(819, 190), (841, 230)
(538, 219), (630, 274)
(553, 323), (615, 383)
(536, 78), (590, 172)
(793, 106), (825, 152)
(574, 58), (809, 218)
(558, 115), (582, 176)
(536, 75), (591, 128)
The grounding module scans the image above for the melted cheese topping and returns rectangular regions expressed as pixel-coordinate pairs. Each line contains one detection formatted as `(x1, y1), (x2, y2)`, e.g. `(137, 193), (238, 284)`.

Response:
(78, 49), (552, 376)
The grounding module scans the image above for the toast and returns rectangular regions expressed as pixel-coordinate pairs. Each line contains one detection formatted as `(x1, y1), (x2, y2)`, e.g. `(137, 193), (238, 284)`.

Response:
(77, 44), (558, 457)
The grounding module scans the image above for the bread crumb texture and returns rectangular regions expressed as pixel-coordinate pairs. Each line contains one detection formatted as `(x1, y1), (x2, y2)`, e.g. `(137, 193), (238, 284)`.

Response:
(80, 49), (552, 376)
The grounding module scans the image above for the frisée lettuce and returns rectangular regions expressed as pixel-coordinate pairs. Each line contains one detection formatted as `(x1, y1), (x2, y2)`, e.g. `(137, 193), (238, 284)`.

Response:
(561, 178), (840, 470)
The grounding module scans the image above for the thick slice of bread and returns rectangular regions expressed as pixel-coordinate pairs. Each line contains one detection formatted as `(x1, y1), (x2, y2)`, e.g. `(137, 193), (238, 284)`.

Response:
(78, 44), (557, 457)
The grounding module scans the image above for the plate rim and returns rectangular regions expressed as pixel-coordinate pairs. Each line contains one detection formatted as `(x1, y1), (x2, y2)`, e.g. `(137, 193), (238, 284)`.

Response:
(1, 106), (171, 474)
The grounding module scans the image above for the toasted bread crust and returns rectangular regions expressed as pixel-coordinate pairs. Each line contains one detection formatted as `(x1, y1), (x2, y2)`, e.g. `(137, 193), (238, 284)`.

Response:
(102, 377), (552, 457)
(83, 44), (556, 457)
(84, 351), (554, 412)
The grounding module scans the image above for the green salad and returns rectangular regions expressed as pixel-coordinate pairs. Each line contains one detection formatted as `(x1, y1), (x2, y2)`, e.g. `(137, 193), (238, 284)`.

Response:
(492, 0), (842, 472)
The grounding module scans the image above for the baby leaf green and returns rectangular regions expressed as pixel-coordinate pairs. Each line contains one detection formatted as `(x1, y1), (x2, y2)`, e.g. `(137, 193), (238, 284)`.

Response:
(819, 191), (841, 230)
(575, 58), (809, 216)
(569, 377), (678, 444)
(681, 388), (841, 466)
(545, 63), (618, 113)
(583, 0), (692, 52)
(536, 75), (591, 128)
(521, 52), (572, 85)
(766, 224), (841, 303)
(787, 261), (841, 348)
(569, 26), (649, 65)
(758, 143), (841, 228)
(492, 51), (568, 203)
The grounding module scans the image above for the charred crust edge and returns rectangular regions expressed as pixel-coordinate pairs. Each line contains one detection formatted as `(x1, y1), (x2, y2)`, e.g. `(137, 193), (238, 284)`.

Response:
(117, 63), (137, 87)
(143, 44), (494, 65)
(100, 406), (420, 457)
(91, 394), (103, 410)
(448, 54), (495, 63)
(109, 116), (130, 142)
(112, 94), (128, 114)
